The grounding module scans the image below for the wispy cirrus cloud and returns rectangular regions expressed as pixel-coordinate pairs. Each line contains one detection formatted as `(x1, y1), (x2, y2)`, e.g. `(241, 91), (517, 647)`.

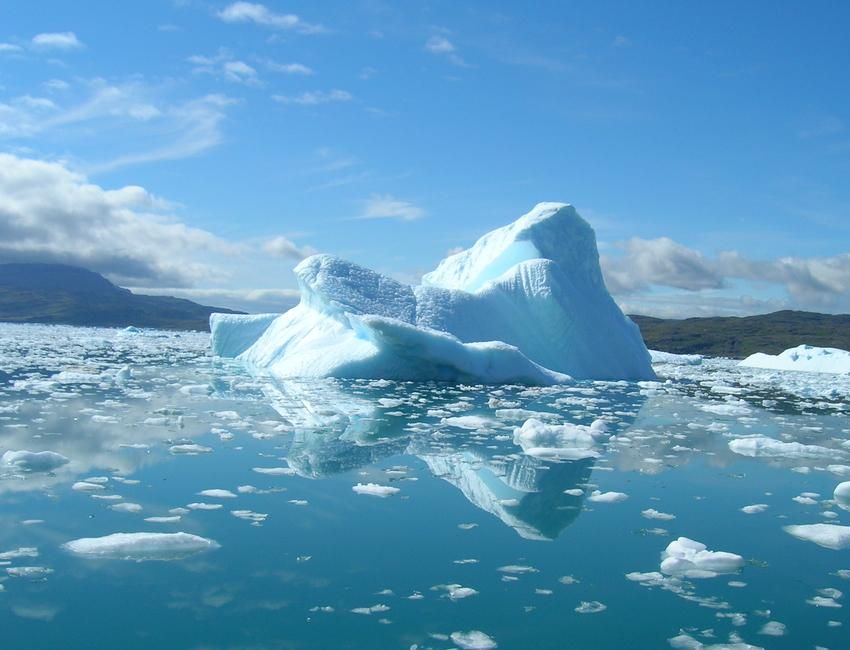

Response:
(358, 194), (425, 221)
(0, 79), (238, 171)
(217, 2), (325, 35)
(425, 33), (468, 67)
(273, 90), (352, 106)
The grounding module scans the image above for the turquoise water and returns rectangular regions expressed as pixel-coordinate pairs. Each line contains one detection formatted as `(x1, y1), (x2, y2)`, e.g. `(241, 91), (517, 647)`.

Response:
(0, 324), (848, 649)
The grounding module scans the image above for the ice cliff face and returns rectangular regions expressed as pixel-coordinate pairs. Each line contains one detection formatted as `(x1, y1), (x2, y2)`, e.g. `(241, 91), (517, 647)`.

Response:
(211, 202), (655, 384)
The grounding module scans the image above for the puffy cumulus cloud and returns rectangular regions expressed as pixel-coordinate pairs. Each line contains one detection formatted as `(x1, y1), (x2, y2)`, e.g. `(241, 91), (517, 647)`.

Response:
(31, 32), (83, 51)
(0, 153), (240, 287)
(718, 251), (850, 304)
(602, 237), (723, 293)
(262, 236), (317, 260)
(217, 2), (324, 35)
(358, 194), (425, 221)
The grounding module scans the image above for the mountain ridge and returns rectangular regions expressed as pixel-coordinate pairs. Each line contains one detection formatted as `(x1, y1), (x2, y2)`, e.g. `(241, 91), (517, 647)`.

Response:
(0, 263), (243, 331)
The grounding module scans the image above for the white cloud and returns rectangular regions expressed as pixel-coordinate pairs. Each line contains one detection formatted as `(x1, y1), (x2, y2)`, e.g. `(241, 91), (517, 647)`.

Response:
(358, 195), (425, 221)
(425, 34), (468, 66)
(602, 235), (850, 314)
(131, 287), (299, 314)
(31, 32), (83, 51)
(0, 79), (237, 171)
(265, 61), (313, 75)
(217, 2), (324, 34)
(273, 90), (352, 106)
(222, 60), (258, 84)
(0, 153), (240, 287)
(262, 236), (317, 259)
(0, 43), (23, 53)
(602, 237), (722, 293)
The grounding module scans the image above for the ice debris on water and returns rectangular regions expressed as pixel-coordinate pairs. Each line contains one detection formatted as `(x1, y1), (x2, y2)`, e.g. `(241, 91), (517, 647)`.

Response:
(62, 532), (219, 561)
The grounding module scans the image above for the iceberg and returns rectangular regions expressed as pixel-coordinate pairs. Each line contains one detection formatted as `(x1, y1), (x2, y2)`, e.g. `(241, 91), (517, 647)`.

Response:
(739, 344), (850, 374)
(211, 203), (654, 384)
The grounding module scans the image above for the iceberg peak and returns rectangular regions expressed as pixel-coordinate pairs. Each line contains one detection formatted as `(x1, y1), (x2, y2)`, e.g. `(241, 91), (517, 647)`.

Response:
(211, 203), (654, 384)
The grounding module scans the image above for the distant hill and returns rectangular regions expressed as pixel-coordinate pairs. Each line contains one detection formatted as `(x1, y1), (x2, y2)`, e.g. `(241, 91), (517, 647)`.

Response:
(0, 263), (243, 331)
(630, 310), (850, 358)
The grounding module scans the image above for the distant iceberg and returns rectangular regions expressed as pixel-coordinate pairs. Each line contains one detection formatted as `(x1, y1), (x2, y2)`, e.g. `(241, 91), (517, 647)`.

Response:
(211, 203), (655, 384)
(739, 344), (850, 374)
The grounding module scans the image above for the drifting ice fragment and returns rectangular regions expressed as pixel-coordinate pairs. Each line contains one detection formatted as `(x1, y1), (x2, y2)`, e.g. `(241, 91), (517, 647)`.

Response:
(783, 524), (850, 550)
(62, 532), (219, 561)
(211, 203), (654, 384)
(1, 450), (69, 473)
(660, 537), (744, 577)
(352, 483), (400, 497)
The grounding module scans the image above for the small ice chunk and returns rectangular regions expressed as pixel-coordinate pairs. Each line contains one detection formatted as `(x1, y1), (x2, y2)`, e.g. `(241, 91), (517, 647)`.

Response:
(575, 600), (606, 614)
(660, 537), (744, 578)
(169, 444), (212, 455)
(352, 483), (400, 498)
(1, 450), (69, 472)
(62, 532), (219, 561)
(72, 481), (105, 492)
(187, 502), (223, 510)
(252, 467), (296, 476)
(758, 621), (786, 636)
(109, 502), (142, 513)
(642, 509), (675, 520)
(728, 436), (837, 459)
(450, 630), (497, 649)
(197, 489), (237, 499)
(740, 504), (768, 514)
(588, 490), (628, 503)
(784, 524), (850, 550)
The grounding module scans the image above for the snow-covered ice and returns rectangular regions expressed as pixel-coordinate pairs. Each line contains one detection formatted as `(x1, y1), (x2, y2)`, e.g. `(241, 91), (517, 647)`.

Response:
(212, 203), (654, 384)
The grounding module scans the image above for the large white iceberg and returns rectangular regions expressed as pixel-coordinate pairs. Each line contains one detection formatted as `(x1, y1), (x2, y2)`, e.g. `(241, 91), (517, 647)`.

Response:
(739, 344), (850, 374)
(211, 203), (654, 384)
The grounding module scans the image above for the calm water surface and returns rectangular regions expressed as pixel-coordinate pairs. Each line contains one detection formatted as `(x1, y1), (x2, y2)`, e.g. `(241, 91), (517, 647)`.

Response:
(0, 324), (848, 649)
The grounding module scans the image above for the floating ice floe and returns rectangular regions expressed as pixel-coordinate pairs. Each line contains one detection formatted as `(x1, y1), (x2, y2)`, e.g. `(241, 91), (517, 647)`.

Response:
(197, 489), (237, 498)
(512, 418), (606, 460)
(649, 350), (703, 366)
(1, 450), (69, 473)
(668, 632), (762, 649)
(642, 508), (675, 520)
(834, 481), (850, 510)
(727, 435), (839, 459)
(575, 600), (607, 614)
(660, 537), (744, 578)
(352, 483), (400, 497)
(740, 344), (850, 374)
(588, 490), (628, 503)
(450, 630), (497, 649)
(62, 532), (219, 561)
(783, 523), (850, 550)
(211, 203), (654, 385)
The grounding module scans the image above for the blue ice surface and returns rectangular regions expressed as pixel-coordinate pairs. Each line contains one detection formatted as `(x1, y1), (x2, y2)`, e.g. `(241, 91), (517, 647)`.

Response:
(0, 323), (849, 649)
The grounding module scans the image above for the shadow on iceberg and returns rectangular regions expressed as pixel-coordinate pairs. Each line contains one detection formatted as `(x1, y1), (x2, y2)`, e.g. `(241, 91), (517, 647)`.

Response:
(212, 203), (655, 385)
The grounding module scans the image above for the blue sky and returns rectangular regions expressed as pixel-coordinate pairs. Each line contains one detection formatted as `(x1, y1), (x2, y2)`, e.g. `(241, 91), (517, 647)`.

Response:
(1, 1), (849, 316)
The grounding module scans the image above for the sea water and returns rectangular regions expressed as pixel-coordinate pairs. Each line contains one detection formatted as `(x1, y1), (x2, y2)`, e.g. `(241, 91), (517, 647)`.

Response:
(0, 323), (848, 649)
